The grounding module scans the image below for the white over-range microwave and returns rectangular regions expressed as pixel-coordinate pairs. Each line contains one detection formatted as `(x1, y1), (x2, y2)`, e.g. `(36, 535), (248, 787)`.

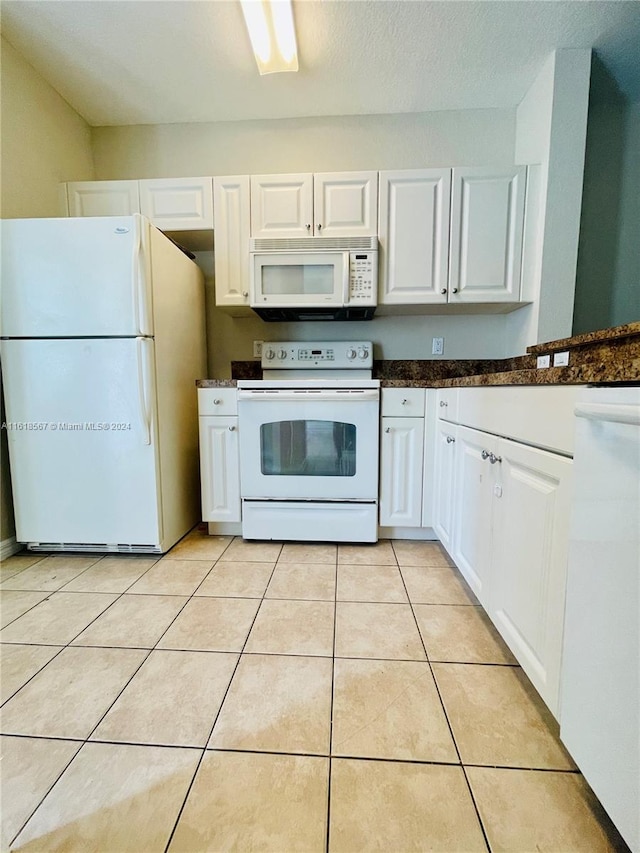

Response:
(249, 236), (378, 321)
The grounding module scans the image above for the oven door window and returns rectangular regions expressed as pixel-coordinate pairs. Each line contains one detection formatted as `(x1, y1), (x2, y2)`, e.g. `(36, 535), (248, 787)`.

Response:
(261, 420), (356, 477)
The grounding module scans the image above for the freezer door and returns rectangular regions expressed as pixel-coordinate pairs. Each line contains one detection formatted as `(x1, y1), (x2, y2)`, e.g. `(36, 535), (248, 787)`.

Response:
(0, 216), (153, 337)
(1, 338), (162, 546)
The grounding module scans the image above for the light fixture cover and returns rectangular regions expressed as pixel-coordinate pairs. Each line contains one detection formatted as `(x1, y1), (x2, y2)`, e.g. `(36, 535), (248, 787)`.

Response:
(240, 0), (299, 75)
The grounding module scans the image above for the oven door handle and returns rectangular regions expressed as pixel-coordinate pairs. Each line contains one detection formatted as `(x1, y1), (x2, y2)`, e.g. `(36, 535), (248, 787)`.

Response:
(237, 390), (379, 403)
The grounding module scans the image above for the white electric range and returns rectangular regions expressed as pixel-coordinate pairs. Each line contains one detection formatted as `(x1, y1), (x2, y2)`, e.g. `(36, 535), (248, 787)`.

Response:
(237, 342), (380, 542)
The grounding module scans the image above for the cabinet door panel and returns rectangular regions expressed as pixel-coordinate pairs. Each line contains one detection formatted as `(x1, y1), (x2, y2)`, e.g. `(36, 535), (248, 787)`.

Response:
(199, 416), (241, 522)
(213, 176), (250, 307)
(67, 181), (140, 217)
(452, 425), (496, 601)
(314, 171), (377, 236)
(139, 177), (213, 230)
(378, 169), (450, 304)
(432, 421), (457, 552)
(250, 174), (312, 238)
(489, 438), (572, 717)
(380, 417), (424, 527)
(450, 166), (525, 303)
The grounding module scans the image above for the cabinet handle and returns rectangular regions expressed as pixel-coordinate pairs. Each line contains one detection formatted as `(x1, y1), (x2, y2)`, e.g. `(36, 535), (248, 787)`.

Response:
(317, 223), (322, 230)
(306, 224), (311, 231)
(228, 425), (236, 431)
(489, 452), (502, 464)
(481, 449), (490, 460)
(384, 427), (391, 433)
(439, 400), (447, 407)
(446, 435), (455, 444)
(401, 399), (408, 405)
(440, 289), (447, 295)
(213, 399), (221, 405)
(452, 288), (458, 294)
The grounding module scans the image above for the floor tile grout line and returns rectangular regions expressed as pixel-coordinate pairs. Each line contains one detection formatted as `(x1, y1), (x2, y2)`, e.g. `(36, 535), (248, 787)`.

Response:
(325, 552), (339, 853)
(162, 537), (281, 853)
(0, 732), (583, 773)
(393, 540), (493, 853)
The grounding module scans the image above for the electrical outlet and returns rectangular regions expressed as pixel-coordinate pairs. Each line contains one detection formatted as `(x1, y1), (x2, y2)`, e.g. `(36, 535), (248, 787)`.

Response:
(432, 337), (444, 356)
(253, 340), (263, 359)
(537, 355), (551, 369)
(553, 351), (570, 367)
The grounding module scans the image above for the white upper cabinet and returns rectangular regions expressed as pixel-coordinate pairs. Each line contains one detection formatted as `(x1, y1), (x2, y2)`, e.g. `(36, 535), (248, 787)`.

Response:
(139, 177), (213, 231)
(250, 173), (313, 238)
(250, 172), (378, 238)
(66, 181), (140, 217)
(378, 169), (451, 304)
(213, 176), (251, 308)
(449, 166), (526, 303)
(313, 172), (378, 237)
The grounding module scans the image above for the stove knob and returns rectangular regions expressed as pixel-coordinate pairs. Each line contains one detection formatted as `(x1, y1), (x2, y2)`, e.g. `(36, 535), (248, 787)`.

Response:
(278, 349), (287, 360)
(358, 347), (369, 360)
(347, 347), (357, 360)
(264, 347), (276, 360)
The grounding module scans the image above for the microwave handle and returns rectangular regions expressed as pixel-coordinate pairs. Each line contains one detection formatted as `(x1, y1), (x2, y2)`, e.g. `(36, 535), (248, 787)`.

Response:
(342, 252), (350, 304)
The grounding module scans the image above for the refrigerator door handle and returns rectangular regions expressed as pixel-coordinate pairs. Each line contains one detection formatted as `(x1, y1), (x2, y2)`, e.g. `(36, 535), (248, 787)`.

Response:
(132, 215), (148, 336)
(136, 337), (152, 445)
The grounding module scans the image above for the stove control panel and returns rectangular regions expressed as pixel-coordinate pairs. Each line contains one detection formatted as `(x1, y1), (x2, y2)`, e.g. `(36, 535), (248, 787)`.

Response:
(261, 341), (373, 369)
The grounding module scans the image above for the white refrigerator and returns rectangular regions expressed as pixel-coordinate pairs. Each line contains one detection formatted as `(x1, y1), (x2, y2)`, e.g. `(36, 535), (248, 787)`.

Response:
(1, 215), (207, 553)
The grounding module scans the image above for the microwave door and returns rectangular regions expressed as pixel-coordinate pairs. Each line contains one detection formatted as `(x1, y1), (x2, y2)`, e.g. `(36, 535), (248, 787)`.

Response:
(250, 252), (346, 307)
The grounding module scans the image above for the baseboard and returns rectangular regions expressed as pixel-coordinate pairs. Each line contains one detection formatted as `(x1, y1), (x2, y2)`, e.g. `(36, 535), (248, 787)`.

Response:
(207, 522), (243, 536)
(0, 536), (22, 560)
(378, 526), (438, 541)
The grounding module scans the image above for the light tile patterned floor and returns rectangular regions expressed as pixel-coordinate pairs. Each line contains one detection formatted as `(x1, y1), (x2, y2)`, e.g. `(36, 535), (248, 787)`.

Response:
(0, 529), (629, 852)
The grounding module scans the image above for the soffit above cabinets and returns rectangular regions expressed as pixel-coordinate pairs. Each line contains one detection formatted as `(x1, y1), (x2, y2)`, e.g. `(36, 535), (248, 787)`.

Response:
(2, 1), (640, 127)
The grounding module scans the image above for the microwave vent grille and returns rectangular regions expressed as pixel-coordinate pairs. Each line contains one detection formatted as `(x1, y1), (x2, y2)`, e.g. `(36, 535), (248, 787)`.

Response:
(250, 236), (378, 252)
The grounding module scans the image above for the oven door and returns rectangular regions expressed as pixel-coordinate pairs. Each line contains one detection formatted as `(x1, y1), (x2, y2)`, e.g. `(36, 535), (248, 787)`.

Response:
(250, 252), (349, 307)
(238, 389), (379, 500)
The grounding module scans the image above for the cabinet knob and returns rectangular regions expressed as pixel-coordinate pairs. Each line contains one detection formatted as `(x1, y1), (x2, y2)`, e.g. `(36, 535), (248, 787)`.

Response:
(440, 289), (447, 295)
(481, 449), (490, 460)
(317, 224), (322, 230)
(384, 427), (391, 433)
(452, 288), (458, 294)
(446, 435), (455, 444)
(306, 224), (311, 231)
(401, 398), (408, 405)
(242, 291), (248, 298)
(439, 400), (447, 407)
(228, 425), (236, 431)
(213, 399), (221, 405)
(489, 452), (502, 464)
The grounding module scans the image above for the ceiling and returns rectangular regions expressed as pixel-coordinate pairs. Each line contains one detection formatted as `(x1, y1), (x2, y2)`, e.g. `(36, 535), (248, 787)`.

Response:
(1, 1), (639, 127)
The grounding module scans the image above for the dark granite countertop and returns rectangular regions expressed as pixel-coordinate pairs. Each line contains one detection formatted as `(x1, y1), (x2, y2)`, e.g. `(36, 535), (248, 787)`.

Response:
(198, 322), (640, 389)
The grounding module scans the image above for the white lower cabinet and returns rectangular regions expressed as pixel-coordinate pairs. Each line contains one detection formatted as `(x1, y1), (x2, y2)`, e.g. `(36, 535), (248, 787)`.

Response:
(434, 389), (575, 718)
(432, 420), (457, 553)
(379, 388), (428, 529)
(489, 438), (572, 715)
(379, 417), (425, 527)
(451, 426), (497, 601)
(197, 389), (241, 523)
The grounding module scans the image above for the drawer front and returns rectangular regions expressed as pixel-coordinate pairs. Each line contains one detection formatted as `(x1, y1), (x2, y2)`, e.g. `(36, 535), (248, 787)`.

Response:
(436, 388), (459, 422)
(198, 387), (238, 416)
(381, 387), (426, 417)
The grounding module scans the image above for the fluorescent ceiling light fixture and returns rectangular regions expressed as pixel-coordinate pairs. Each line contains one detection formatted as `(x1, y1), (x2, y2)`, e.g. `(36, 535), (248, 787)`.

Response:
(240, 0), (299, 75)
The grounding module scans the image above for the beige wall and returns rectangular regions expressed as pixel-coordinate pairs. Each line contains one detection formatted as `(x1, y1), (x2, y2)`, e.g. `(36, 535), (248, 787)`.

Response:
(0, 36), (95, 546)
(93, 108), (518, 377)
(92, 109), (516, 179)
